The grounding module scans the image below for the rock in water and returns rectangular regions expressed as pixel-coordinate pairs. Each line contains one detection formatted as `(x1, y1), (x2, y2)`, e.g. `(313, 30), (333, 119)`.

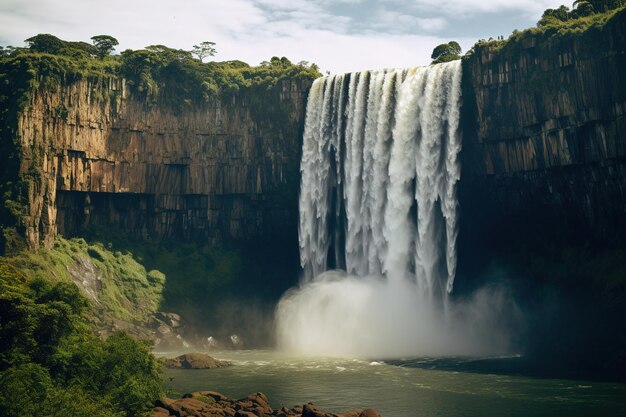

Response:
(154, 390), (381, 416)
(164, 353), (231, 369)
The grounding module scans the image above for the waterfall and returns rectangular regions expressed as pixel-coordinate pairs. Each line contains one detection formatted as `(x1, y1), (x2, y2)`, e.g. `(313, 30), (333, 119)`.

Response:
(278, 61), (512, 357)
(298, 61), (463, 297)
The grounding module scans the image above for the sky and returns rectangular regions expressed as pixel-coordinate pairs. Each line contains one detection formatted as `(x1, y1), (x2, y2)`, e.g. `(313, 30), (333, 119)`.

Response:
(0, 0), (567, 74)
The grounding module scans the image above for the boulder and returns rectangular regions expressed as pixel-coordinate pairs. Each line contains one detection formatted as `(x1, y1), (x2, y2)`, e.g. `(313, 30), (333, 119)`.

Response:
(152, 406), (171, 417)
(158, 397), (221, 417)
(164, 353), (231, 369)
(152, 391), (380, 417)
(234, 411), (258, 417)
(302, 403), (335, 417)
(244, 392), (272, 414)
(187, 390), (229, 402)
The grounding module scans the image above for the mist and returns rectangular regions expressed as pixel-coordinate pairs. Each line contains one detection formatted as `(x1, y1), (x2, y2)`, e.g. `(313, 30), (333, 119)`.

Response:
(276, 270), (521, 358)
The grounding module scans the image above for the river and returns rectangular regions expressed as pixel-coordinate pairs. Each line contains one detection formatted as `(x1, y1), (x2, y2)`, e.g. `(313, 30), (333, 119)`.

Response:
(160, 350), (625, 417)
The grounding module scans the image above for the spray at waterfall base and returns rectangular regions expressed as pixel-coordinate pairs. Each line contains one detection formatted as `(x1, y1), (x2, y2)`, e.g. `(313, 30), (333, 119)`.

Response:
(276, 61), (520, 358)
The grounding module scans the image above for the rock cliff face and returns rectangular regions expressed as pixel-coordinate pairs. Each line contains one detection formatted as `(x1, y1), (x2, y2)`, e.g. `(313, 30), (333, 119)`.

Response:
(12, 77), (311, 248)
(459, 10), (626, 260)
(4, 12), (626, 265)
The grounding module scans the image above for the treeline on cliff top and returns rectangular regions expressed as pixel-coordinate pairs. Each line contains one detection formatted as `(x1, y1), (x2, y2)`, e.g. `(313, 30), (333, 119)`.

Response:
(472, 0), (625, 49)
(0, 33), (321, 103)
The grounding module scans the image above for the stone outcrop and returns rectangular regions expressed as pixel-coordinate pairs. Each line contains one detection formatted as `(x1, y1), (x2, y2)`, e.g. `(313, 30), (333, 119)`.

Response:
(459, 9), (626, 253)
(164, 353), (231, 369)
(12, 76), (310, 248)
(153, 391), (381, 417)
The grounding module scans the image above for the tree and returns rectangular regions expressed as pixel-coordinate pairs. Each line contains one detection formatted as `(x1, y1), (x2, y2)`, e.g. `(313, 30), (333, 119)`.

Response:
(431, 41), (462, 64)
(538, 5), (571, 26)
(24, 34), (65, 54)
(146, 44), (192, 61)
(68, 41), (98, 56)
(572, 1), (595, 17)
(575, 0), (625, 12)
(90, 35), (119, 59)
(192, 41), (217, 62)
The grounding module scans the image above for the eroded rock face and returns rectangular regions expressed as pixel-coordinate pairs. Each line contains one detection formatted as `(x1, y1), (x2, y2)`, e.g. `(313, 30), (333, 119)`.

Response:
(460, 9), (626, 250)
(14, 77), (310, 248)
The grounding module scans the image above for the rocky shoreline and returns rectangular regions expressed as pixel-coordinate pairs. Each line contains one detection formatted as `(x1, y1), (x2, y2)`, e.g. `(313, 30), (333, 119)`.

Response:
(153, 391), (381, 417)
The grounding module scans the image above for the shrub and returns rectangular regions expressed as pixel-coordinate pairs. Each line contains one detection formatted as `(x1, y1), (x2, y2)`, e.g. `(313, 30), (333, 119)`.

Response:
(0, 261), (164, 417)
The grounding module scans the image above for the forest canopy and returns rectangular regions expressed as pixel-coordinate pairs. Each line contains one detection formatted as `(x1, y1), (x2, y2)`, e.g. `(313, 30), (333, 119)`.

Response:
(0, 33), (321, 105)
(538, 0), (625, 26)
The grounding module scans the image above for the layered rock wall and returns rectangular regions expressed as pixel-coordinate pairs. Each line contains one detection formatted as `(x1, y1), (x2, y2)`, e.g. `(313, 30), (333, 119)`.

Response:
(15, 77), (310, 247)
(460, 10), (626, 249)
(7, 11), (626, 258)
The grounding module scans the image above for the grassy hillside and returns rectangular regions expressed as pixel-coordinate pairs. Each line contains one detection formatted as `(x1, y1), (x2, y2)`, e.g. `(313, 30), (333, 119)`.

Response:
(0, 261), (163, 417)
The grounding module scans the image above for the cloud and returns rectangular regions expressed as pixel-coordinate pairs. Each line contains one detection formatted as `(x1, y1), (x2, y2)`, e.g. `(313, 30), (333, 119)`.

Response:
(408, 0), (565, 16)
(370, 10), (447, 33)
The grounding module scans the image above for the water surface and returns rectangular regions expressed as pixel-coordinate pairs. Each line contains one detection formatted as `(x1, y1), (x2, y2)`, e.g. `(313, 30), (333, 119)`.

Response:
(160, 350), (626, 417)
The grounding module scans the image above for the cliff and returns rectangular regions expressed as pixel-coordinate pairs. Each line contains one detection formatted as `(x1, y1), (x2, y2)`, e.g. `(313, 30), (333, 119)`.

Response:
(2, 13), (625, 272)
(459, 9), (626, 254)
(457, 10), (626, 378)
(2, 75), (311, 250)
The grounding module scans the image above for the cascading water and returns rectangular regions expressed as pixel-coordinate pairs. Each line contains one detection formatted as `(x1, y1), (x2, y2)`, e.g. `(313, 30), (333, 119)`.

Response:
(278, 61), (515, 357)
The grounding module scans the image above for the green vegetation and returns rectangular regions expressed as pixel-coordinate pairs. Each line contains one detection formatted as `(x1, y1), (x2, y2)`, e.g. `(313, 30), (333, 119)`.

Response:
(0, 231), (247, 414)
(192, 41), (217, 61)
(4, 230), (242, 330)
(0, 33), (320, 106)
(0, 261), (163, 417)
(7, 237), (164, 328)
(431, 41), (462, 64)
(538, 0), (624, 26)
(81, 227), (242, 325)
(539, 0), (624, 26)
(472, 2), (625, 50)
(91, 35), (119, 59)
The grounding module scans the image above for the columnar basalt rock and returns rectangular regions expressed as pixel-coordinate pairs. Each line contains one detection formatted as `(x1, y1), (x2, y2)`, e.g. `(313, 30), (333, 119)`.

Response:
(460, 10), (626, 246)
(13, 76), (311, 247)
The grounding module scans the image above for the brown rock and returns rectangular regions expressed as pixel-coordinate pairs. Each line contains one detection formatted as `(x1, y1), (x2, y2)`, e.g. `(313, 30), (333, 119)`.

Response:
(244, 392), (272, 414)
(12, 75), (311, 251)
(339, 412), (361, 417)
(223, 407), (237, 416)
(274, 407), (295, 417)
(152, 406), (171, 417)
(234, 411), (258, 417)
(234, 400), (254, 410)
(246, 392), (269, 405)
(155, 391), (376, 417)
(164, 353), (231, 369)
(197, 391), (229, 402)
(302, 403), (333, 417)
(155, 398), (176, 408)
(164, 397), (225, 417)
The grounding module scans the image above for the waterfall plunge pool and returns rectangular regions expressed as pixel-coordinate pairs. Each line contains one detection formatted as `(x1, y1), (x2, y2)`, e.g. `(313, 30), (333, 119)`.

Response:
(160, 349), (625, 417)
